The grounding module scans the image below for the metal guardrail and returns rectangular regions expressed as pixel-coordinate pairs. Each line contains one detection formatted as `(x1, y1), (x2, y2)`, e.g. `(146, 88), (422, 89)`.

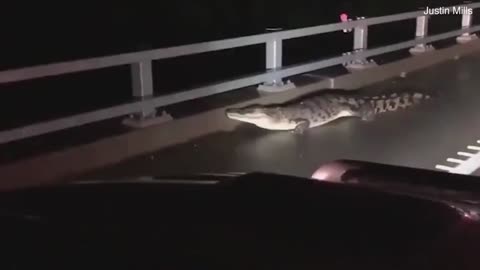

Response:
(1, 3), (480, 144)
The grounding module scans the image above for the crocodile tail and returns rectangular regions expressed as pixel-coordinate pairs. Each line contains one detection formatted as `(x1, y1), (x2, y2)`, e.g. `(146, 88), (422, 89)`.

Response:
(367, 91), (433, 114)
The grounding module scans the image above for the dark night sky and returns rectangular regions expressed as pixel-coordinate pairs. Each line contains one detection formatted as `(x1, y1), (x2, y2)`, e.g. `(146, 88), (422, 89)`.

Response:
(0, 0), (470, 71)
(0, 0), (468, 61)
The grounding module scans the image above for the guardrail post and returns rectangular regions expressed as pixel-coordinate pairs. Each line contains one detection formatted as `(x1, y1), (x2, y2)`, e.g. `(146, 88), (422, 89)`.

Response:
(344, 17), (377, 72)
(258, 28), (295, 92)
(353, 23), (368, 50)
(123, 60), (172, 128)
(409, 10), (435, 55)
(457, 2), (478, 44)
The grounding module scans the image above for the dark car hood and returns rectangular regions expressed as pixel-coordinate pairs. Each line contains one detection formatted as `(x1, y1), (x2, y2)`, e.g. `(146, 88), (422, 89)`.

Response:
(0, 172), (479, 270)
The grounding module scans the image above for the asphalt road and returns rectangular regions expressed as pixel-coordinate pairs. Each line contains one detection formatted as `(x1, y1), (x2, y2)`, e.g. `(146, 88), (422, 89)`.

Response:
(83, 53), (480, 180)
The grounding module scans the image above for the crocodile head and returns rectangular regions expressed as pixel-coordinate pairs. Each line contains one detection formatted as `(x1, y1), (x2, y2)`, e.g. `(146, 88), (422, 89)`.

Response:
(225, 105), (296, 130)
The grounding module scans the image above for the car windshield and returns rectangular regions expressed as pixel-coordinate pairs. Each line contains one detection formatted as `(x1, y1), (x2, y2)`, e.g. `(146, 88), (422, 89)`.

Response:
(3, 0), (480, 269)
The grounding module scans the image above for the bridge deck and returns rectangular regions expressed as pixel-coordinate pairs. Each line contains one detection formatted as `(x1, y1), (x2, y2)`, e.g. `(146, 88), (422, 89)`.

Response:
(83, 52), (480, 180)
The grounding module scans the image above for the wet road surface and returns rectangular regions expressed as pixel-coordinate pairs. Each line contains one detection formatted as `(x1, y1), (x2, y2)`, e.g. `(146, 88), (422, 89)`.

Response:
(83, 53), (480, 180)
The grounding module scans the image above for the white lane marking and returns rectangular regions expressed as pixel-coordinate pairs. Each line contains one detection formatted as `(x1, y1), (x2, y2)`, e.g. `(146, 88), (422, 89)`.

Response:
(447, 158), (465, 163)
(467, 145), (480, 151)
(436, 139), (480, 175)
(458, 151), (475, 157)
(436, 165), (456, 171)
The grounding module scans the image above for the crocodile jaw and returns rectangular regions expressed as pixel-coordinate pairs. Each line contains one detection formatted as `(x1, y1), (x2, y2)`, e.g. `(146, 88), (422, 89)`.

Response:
(225, 109), (295, 130)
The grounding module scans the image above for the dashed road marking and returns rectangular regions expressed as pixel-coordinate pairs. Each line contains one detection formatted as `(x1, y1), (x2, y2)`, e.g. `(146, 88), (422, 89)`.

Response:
(436, 139), (480, 175)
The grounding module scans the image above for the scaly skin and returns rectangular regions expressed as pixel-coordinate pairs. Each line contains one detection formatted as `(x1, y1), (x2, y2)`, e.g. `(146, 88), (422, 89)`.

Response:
(225, 89), (433, 133)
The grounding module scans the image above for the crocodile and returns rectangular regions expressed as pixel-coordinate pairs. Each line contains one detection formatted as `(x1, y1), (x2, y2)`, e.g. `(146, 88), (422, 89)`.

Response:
(225, 89), (433, 134)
